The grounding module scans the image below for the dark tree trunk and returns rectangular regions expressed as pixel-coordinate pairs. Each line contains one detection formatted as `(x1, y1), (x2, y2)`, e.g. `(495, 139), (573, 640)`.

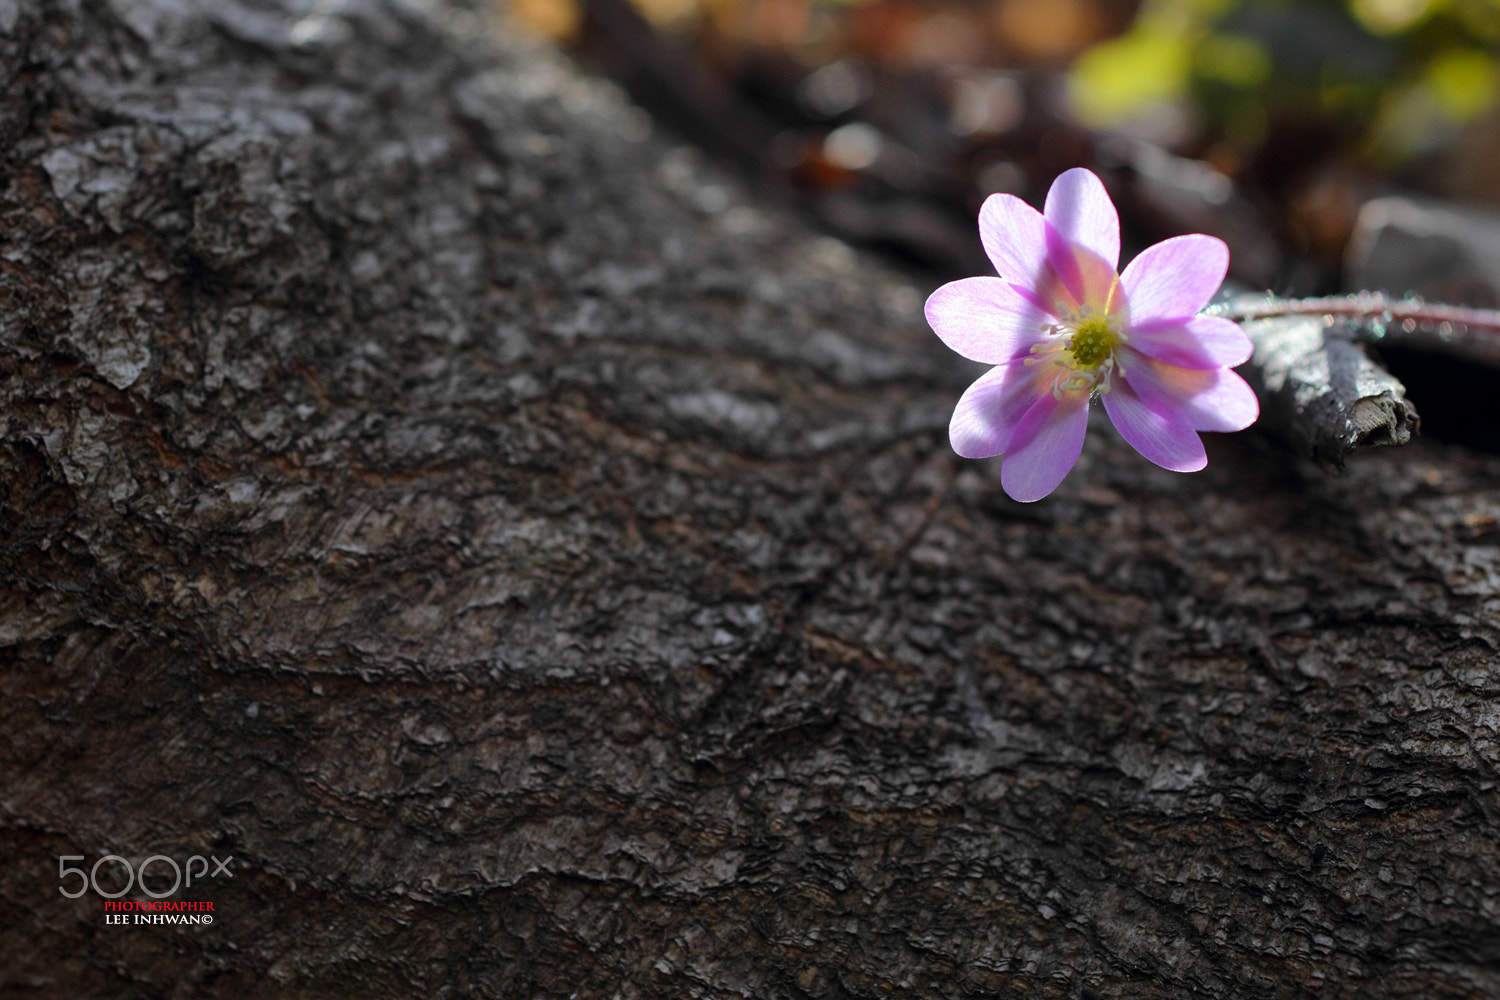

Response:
(4, 2), (1500, 998)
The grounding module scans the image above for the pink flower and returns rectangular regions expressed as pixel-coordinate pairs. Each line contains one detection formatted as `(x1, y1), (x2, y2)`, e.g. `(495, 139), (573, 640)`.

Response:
(926, 168), (1259, 502)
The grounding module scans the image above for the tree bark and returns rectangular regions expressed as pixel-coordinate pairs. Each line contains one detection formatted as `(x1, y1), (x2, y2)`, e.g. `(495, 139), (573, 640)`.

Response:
(4, 2), (1500, 998)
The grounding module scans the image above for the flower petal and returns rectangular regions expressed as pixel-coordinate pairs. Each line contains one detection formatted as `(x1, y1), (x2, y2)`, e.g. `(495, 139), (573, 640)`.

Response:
(949, 359), (1055, 458)
(978, 193), (1049, 286)
(925, 277), (1053, 363)
(1043, 168), (1120, 272)
(1000, 389), (1091, 502)
(1101, 377), (1207, 472)
(1044, 222), (1120, 314)
(1127, 315), (1253, 369)
(1119, 353), (1259, 432)
(1119, 234), (1229, 323)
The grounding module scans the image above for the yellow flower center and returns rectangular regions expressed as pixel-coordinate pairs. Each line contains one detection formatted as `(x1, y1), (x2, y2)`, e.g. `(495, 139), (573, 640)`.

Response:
(1067, 315), (1117, 370)
(1025, 308), (1125, 399)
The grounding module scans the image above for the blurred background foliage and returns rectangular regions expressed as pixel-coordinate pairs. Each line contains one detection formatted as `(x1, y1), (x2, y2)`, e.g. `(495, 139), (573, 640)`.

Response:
(498, 0), (1500, 289)
(1075, 0), (1498, 165)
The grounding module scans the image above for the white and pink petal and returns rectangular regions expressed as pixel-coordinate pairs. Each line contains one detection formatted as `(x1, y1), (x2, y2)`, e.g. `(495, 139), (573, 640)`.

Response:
(949, 359), (1056, 459)
(924, 277), (1054, 364)
(1043, 168), (1121, 272)
(1101, 377), (1207, 472)
(999, 389), (1091, 502)
(978, 193), (1050, 286)
(1044, 225), (1122, 315)
(1126, 315), (1253, 370)
(1118, 234), (1229, 324)
(1119, 354), (1259, 433)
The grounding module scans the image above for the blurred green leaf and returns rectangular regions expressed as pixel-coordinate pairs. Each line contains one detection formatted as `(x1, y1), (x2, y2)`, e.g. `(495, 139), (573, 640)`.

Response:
(1197, 32), (1272, 86)
(1426, 47), (1497, 118)
(1069, 0), (1500, 171)
(1070, 16), (1193, 125)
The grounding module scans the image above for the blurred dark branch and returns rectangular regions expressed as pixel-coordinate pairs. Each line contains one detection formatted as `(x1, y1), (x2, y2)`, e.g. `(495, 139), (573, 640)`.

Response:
(576, 0), (780, 170)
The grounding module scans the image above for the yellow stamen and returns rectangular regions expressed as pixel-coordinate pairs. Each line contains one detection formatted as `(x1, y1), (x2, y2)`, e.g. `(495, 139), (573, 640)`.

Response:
(1033, 306), (1124, 397)
(1068, 316), (1115, 369)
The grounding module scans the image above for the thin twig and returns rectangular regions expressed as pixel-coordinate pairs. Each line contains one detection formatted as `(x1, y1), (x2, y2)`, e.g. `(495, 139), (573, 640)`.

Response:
(1209, 292), (1500, 368)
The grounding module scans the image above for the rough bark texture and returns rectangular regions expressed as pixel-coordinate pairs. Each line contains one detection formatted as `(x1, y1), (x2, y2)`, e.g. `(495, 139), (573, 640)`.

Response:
(4, 2), (1500, 998)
